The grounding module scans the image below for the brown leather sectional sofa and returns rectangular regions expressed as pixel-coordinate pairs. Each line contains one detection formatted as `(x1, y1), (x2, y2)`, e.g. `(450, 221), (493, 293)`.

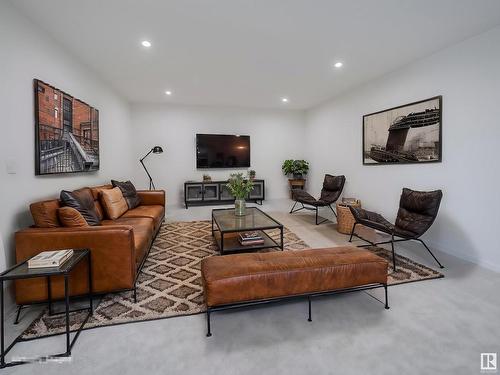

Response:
(15, 185), (165, 305)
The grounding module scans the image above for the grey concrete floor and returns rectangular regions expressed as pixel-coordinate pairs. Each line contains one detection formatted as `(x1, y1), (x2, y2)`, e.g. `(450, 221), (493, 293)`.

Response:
(2, 199), (499, 375)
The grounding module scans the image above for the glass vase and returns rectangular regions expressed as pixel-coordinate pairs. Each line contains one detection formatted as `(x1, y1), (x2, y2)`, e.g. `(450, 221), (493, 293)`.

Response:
(235, 199), (246, 216)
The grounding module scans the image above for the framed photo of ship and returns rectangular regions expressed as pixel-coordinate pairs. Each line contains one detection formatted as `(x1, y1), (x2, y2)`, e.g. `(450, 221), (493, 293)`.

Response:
(34, 79), (100, 175)
(363, 96), (442, 165)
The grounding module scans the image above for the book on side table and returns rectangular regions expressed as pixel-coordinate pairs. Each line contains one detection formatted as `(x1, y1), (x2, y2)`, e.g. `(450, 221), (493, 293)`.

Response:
(28, 249), (74, 268)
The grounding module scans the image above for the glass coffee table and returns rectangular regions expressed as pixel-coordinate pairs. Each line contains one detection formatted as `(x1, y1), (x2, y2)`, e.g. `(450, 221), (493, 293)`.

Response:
(212, 207), (284, 254)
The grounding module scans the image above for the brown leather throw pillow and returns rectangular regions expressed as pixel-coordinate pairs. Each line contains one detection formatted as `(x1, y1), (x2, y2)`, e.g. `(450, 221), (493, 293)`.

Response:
(30, 200), (61, 228)
(111, 180), (141, 209)
(60, 188), (101, 226)
(58, 207), (89, 227)
(100, 187), (128, 220)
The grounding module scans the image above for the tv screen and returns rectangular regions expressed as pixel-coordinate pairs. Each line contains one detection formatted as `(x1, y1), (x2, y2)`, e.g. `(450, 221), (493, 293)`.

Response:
(196, 134), (250, 168)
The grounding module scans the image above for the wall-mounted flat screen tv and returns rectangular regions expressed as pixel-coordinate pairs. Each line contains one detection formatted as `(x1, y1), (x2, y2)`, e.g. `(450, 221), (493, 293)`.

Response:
(196, 134), (250, 168)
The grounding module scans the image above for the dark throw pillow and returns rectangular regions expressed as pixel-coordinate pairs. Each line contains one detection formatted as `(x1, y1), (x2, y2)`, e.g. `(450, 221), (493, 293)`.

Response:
(60, 188), (101, 226)
(111, 180), (141, 209)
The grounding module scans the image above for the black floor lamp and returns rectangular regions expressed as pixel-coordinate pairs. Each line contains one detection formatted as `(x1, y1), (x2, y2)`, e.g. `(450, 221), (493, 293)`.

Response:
(140, 146), (163, 190)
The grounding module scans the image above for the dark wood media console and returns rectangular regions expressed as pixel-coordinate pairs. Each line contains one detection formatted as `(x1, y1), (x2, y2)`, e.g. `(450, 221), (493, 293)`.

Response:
(184, 179), (265, 208)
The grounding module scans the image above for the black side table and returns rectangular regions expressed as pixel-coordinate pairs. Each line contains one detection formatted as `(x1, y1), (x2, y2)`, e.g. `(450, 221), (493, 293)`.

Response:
(0, 249), (93, 368)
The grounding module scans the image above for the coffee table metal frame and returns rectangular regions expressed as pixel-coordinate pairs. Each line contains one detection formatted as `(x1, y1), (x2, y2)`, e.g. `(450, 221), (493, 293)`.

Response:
(211, 207), (284, 255)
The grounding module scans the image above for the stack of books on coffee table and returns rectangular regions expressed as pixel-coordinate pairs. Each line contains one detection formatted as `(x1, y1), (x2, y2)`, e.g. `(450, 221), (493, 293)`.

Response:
(238, 231), (264, 246)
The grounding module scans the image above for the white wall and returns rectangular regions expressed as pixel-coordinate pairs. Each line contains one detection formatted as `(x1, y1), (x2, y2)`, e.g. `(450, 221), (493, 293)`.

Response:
(0, 1), (134, 282)
(130, 104), (305, 206)
(305, 26), (500, 272)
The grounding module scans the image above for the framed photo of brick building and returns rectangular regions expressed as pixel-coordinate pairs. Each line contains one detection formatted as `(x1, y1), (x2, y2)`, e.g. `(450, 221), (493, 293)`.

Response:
(363, 96), (442, 165)
(34, 79), (99, 175)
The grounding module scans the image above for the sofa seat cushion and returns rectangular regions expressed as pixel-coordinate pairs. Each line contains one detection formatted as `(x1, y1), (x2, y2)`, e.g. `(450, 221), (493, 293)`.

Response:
(201, 246), (388, 307)
(101, 217), (154, 265)
(121, 205), (164, 231)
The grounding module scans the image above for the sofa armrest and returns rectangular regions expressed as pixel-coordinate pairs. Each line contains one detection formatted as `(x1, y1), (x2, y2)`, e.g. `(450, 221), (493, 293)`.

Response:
(15, 225), (136, 304)
(137, 190), (165, 206)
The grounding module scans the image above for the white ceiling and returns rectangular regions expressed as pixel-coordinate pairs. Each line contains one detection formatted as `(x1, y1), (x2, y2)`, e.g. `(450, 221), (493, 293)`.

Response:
(11, 0), (500, 109)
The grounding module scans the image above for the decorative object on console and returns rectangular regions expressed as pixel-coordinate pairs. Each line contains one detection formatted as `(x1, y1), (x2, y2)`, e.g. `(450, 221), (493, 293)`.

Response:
(140, 146), (163, 190)
(203, 174), (212, 182)
(34, 79), (99, 175)
(248, 170), (256, 180)
(111, 180), (141, 209)
(363, 96), (442, 165)
(349, 188), (444, 271)
(60, 189), (101, 225)
(336, 199), (361, 234)
(290, 174), (345, 225)
(226, 173), (254, 216)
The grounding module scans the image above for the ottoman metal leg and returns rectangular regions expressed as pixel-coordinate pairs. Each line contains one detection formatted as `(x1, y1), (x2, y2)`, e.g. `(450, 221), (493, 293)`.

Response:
(206, 310), (212, 337)
(384, 284), (389, 310)
(307, 296), (312, 322)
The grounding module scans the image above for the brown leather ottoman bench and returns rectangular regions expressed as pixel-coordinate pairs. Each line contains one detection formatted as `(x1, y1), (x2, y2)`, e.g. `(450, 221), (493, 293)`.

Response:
(201, 246), (389, 336)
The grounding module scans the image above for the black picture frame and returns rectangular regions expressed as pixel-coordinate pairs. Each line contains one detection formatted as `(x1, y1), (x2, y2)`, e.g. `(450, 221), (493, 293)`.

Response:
(362, 96), (442, 165)
(34, 79), (100, 175)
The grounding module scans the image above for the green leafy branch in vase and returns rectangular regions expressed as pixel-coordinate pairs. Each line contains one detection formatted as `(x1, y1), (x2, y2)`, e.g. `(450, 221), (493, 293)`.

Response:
(227, 172), (254, 199)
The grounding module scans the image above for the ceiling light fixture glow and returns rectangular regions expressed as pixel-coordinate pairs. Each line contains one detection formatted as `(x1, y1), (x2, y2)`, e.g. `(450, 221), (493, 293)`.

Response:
(333, 62), (343, 68)
(165, 90), (172, 96)
(141, 40), (152, 48)
(281, 97), (289, 103)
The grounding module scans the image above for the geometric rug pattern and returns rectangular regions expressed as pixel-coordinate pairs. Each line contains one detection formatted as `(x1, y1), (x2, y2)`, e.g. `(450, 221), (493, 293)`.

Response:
(21, 220), (443, 339)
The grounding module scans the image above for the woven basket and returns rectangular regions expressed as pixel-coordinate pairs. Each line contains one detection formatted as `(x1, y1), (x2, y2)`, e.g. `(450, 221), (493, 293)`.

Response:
(336, 201), (361, 234)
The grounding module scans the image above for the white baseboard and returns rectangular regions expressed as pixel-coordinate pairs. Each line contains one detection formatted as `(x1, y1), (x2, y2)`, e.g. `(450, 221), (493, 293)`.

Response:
(426, 239), (500, 274)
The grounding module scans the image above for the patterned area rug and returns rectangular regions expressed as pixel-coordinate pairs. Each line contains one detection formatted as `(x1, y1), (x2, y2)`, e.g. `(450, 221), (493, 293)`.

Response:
(21, 220), (442, 339)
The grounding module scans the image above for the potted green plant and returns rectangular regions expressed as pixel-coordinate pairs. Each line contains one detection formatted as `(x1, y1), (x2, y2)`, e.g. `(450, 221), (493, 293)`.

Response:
(248, 170), (256, 180)
(227, 173), (254, 216)
(282, 159), (309, 179)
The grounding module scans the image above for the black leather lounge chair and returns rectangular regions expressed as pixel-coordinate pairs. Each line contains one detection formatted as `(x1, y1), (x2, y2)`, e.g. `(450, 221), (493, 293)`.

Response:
(290, 174), (346, 225)
(348, 188), (444, 271)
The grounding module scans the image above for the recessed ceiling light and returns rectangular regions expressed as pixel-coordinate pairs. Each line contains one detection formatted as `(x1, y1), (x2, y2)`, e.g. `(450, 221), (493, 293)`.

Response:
(141, 40), (152, 48)
(333, 62), (343, 68)
(165, 90), (172, 96)
(281, 97), (289, 103)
